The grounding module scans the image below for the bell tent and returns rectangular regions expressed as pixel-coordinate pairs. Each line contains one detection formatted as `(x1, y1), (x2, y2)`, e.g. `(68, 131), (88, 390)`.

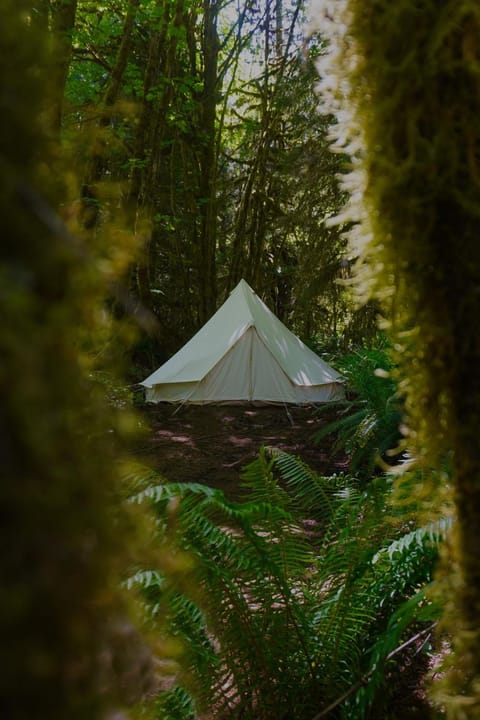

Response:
(141, 279), (344, 404)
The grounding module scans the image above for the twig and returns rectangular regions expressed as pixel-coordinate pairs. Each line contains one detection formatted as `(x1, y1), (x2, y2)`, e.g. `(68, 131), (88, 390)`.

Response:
(311, 623), (436, 720)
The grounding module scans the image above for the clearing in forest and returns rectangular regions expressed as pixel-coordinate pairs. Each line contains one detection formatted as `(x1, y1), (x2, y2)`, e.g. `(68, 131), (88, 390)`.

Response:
(136, 403), (346, 499)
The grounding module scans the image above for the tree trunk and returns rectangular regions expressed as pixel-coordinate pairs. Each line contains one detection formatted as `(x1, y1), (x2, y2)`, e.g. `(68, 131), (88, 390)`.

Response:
(81, 0), (141, 228)
(197, 0), (219, 322)
(316, 1), (480, 715)
(48, 0), (78, 134)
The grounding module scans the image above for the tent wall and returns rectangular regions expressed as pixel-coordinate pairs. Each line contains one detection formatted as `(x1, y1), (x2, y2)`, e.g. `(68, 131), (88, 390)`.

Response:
(145, 382), (198, 403)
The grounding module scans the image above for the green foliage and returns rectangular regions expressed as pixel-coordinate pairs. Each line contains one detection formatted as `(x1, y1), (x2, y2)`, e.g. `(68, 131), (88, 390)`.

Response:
(63, 0), (360, 367)
(315, 345), (402, 479)
(350, 590), (439, 719)
(129, 450), (443, 719)
(223, 34), (351, 338)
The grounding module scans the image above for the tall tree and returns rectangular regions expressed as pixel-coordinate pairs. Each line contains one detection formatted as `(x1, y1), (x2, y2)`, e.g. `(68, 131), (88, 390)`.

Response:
(316, 0), (480, 716)
(197, 0), (220, 322)
(63, 0), (357, 364)
(80, 0), (141, 228)
(223, 11), (348, 339)
(121, 0), (225, 343)
(48, 0), (79, 134)
(226, 0), (303, 293)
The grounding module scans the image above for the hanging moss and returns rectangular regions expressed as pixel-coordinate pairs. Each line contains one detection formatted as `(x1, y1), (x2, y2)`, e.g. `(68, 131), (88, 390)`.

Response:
(315, 0), (480, 716)
(0, 3), (155, 718)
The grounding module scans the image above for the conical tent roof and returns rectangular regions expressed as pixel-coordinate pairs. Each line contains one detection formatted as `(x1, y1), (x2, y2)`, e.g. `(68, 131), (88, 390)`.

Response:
(141, 279), (344, 404)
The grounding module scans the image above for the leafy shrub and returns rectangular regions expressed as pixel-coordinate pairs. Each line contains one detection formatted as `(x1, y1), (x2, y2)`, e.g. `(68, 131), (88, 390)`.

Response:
(315, 345), (403, 480)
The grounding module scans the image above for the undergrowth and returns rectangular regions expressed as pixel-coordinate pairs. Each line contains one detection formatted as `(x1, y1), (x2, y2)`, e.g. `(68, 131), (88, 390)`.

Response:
(314, 345), (403, 482)
(127, 449), (445, 719)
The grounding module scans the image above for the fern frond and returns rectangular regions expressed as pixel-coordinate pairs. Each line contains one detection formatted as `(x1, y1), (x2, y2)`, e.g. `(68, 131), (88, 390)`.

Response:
(346, 591), (439, 720)
(372, 517), (452, 565)
(124, 568), (164, 592)
(127, 449), (443, 720)
(130, 480), (221, 506)
(314, 406), (369, 444)
(240, 446), (291, 508)
(266, 447), (346, 518)
(153, 685), (196, 720)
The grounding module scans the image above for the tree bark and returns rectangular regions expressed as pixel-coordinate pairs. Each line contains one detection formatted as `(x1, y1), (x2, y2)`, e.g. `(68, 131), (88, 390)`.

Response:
(316, 1), (480, 715)
(1, 3), (153, 717)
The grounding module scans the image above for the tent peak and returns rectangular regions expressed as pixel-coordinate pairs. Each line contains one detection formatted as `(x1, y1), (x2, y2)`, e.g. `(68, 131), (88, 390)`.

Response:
(231, 278), (254, 294)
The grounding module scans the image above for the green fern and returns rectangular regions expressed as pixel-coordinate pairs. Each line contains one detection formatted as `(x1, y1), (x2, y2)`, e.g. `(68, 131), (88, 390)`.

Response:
(345, 591), (440, 720)
(315, 346), (402, 479)
(153, 686), (196, 720)
(128, 453), (443, 719)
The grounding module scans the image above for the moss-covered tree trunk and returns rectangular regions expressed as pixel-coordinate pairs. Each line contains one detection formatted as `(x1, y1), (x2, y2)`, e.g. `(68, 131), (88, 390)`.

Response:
(0, 3), (152, 718)
(316, 1), (480, 716)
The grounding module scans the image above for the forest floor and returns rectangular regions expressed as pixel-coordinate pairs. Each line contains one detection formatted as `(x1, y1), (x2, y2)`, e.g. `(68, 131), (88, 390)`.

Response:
(135, 402), (347, 498)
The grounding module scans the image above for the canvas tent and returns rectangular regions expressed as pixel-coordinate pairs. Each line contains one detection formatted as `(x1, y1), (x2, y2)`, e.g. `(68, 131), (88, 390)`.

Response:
(141, 279), (344, 404)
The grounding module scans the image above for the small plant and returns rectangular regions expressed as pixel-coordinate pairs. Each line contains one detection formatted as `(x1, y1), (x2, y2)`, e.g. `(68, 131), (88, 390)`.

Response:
(314, 345), (403, 480)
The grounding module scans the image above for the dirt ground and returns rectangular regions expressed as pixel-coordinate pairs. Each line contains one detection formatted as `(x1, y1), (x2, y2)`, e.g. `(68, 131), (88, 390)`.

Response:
(135, 402), (347, 500)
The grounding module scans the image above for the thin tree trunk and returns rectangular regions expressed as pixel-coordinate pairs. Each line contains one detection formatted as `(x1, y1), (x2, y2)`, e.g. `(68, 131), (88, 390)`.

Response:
(81, 0), (140, 227)
(48, 0), (78, 134)
(197, 0), (219, 322)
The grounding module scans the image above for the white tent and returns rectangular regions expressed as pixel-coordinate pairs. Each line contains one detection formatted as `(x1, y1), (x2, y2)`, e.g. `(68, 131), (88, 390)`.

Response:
(141, 279), (344, 404)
